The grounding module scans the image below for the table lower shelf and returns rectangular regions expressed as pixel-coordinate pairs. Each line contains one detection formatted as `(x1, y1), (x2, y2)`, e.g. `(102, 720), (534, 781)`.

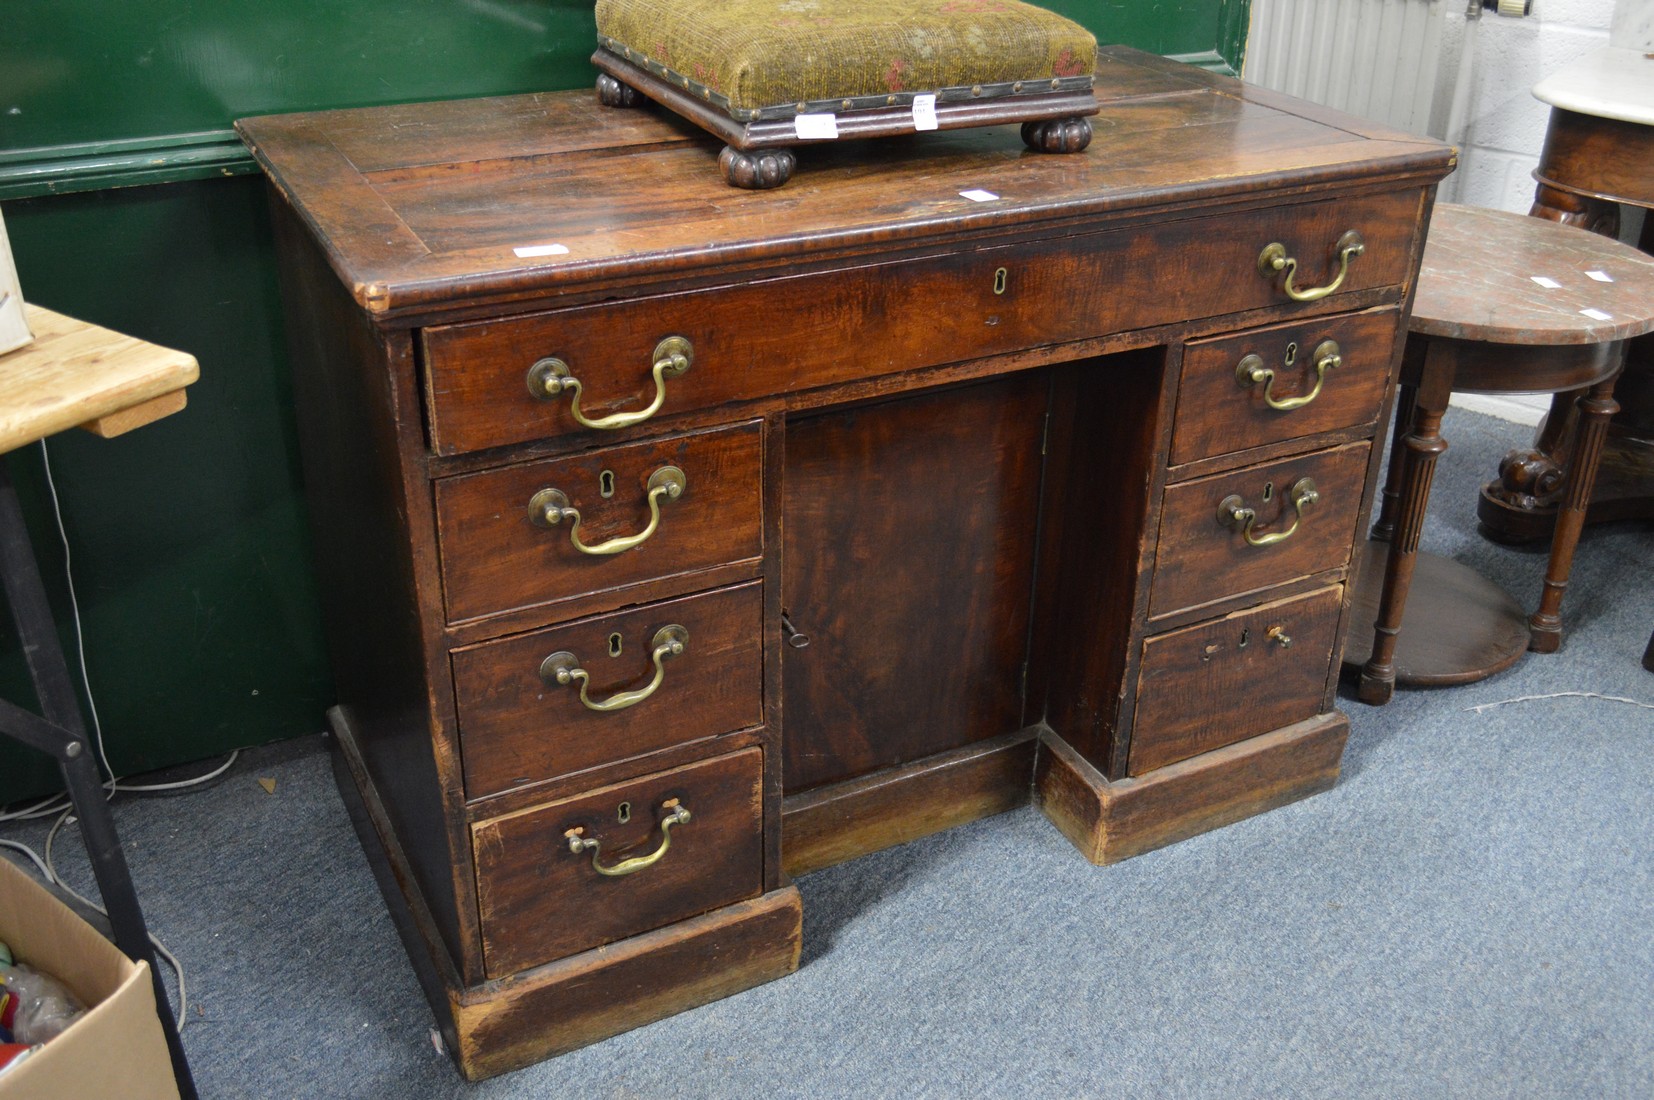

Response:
(1343, 541), (1530, 687)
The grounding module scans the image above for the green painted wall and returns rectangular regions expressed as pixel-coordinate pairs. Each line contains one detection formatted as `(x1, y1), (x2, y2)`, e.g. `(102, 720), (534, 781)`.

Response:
(0, 1), (1248, 803)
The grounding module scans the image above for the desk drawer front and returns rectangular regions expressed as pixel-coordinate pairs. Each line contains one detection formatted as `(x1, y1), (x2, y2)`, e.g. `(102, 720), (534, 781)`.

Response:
(472, 747), (764, 978)
(453, 582), (763, 800)
(1128, 585), (1343, 774)
(435, 421), (762, 623)
(1171, 310), (1401, 466)
(1150, 443), (1369, 619)
(421, 189), (1422, 455)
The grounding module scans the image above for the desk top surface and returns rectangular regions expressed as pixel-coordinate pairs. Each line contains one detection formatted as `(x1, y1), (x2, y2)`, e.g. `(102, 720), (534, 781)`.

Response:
(1533, 47), (1654, 126)
(1411, 204), (1654, 346)
(0, 305), (199, 454)
(237, 47), (1451, 322)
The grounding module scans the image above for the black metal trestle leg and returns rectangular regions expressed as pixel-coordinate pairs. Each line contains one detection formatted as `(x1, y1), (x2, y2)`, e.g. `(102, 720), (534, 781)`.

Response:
(0, 456), (197, 1100)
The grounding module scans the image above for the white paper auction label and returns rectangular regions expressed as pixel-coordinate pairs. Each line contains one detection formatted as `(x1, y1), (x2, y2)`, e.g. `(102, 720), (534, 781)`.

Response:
(514, 244), (570, 258)
(959, 189), (999, 202)
(912, 94), (938, 131)
(795, 113), (839, 140)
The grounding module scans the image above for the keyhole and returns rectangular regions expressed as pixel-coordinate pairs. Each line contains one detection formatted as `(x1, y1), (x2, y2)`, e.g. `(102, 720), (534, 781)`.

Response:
(993, 267), (1008, 295)
(617, 801), (631, 824)
(608, 632), (623, 657)
(1238, 628), (1250, 649)
(1262, 481), (1274, 503)
(1284, 341), (1298, 367)
(599, 470), (616, 498)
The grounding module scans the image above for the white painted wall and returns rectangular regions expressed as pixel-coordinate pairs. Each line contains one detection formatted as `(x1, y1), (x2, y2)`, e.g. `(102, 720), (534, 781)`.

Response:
(1431, 0), (1623, 424)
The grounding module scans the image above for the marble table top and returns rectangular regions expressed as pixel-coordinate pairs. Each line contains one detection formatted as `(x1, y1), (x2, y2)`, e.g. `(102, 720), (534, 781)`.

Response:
(1533, 46), (1654, 126)
(1411, 204), (1654, 346)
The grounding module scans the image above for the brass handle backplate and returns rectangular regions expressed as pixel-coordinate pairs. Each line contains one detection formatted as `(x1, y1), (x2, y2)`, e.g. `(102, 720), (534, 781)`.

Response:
(529, 465), (685, 555)
(565, 799), (691, 877)
(540, 624), (688, 713)
(1257, 230), (1365, 302)
(1236, 339), (1343, 411)
(526, 335), (693, 430)
(1217, 477), (1319, 547)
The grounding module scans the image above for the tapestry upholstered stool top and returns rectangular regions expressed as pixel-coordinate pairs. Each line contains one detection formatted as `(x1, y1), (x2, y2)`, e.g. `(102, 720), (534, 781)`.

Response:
(592, 0), (1100, 188)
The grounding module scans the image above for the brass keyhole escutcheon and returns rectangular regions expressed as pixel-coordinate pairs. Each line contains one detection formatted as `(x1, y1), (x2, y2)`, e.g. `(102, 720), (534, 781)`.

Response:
(608, 632), (623, 657)
(617, 801), (631, 824)
(1262, 481), (1275, 503)
(1284, 342), (1298, 367)
(993, 267), (1008, 295)
(600, 470), (616, 498)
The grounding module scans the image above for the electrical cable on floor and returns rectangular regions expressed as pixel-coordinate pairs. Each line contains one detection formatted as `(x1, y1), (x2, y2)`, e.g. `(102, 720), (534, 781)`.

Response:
(0, 439), (250, 1028)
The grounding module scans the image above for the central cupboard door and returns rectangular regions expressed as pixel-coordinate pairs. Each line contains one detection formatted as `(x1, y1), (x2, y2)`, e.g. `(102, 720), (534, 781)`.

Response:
(781, 375), (1048, 793)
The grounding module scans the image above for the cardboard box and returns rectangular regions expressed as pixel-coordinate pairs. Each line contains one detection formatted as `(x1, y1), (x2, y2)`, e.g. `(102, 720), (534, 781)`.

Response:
(0, 856), (180, 1100)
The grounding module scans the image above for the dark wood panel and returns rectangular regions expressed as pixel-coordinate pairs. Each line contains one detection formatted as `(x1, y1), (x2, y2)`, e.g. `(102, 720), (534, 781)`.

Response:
(1171, 308), (1400, 466)
(452, 582), (764, 799)
(422, 188), (1422, 454)
(434, 420), (762, 622)
(1151, 441), (1371, 618)
(781, 376), (1047, 792)
(1129, 585), (1344, 774)
(1028, 350), (1172, 775)
(473, 747), (764, 978)
(270, 195), (475, 975)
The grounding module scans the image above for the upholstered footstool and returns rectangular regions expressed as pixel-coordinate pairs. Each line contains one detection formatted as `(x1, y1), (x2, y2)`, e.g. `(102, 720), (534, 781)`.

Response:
(592, 0), (1099, 188)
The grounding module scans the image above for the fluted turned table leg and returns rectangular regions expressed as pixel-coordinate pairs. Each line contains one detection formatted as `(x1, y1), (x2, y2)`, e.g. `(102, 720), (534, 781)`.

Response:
(1529, 368), (1621, 652)
(1360, 365), (1450, 705)
(1372, 382), (1418, 543)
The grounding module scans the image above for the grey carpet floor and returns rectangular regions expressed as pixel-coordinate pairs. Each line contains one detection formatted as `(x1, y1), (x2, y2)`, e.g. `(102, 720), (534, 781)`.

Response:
(4, 407), (1651, 1099)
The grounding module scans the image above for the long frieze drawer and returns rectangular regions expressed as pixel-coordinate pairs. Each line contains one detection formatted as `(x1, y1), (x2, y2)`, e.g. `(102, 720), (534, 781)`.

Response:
(435, 421), (762, 623)
(1170, 309), (1401, 466)
(472, 747), (764, 978)
(1150, 443), (1370, 619)
(1128, 585), (1344, 775)
(453, 582), (763, 800)
(420, 189), (1423, 455)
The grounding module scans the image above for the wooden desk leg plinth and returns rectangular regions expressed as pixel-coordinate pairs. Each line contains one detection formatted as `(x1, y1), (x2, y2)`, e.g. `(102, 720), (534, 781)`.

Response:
(1529, 373), (1620, 652)
(1360, 370), (1450, 705)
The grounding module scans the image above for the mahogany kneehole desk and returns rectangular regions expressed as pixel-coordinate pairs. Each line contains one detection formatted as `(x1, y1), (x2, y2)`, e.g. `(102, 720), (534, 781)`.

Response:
(238, 47), (1454, 1080)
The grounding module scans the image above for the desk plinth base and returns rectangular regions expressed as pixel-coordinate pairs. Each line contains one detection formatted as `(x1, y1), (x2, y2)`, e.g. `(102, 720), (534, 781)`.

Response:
(328, 709), (803, 1082)
(1033, 714), (1348, 865)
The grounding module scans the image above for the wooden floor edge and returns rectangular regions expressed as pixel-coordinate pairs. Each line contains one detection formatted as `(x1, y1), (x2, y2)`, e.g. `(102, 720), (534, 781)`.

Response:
(781, 727), (1037, 877)
(452, 885), (803, 1080)
(1033, 713), (1349, 865)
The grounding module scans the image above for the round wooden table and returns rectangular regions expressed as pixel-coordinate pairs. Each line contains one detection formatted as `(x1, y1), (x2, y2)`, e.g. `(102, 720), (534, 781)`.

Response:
(1344, 203), (1654, 704)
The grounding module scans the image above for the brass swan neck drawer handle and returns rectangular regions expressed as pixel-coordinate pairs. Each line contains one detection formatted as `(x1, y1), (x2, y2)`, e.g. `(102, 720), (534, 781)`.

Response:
(565, 799), (692, 877)
(529, 465), (686, 556)
(526, 335), (694, 431)
(1236, 340), (1343, 411)
(1257, 230), (1365, 302)
(1217, 477), (1319, 547)
(539, 624), (689, 713)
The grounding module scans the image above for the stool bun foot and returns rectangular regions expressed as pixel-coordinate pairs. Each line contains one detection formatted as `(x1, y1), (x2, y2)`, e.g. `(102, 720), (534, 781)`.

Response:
(720, 145), (795, 190)
(1021, 117), (1093, 154)
(596, 74), (642, 108)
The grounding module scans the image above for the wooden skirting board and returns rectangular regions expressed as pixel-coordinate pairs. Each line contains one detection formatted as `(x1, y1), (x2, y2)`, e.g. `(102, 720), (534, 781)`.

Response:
(1033, 714), (1349, 865)
(781, 728), (1038, 877)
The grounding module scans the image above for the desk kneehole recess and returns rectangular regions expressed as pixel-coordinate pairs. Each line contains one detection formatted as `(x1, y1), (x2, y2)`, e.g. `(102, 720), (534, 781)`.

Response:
(238, 47), (1453, 1080)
